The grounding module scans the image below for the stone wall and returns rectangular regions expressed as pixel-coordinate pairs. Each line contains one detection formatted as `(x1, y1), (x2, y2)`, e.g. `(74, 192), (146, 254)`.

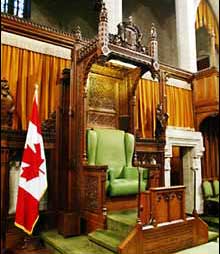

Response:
(30, 0), (178, 66)
(123, 0), (178, 66)
(31, 0), (98, 39)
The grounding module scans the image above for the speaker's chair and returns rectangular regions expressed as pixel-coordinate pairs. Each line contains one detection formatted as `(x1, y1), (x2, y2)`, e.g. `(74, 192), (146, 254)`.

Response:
(87, 128), (148, 197)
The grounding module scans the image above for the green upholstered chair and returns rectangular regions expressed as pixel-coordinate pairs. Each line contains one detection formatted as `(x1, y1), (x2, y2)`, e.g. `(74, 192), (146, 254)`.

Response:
(202, 180), (219, 216)
(87, 128), (148, 197)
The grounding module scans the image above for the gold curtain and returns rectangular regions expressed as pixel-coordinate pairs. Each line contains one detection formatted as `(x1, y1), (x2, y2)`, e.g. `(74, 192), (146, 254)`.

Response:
(136, 79), (159, 138)
(136, 79), (195, 138)
(1, 44), (71, 130)
(195, 0), (219, 48)
(166, 85), (194, 129)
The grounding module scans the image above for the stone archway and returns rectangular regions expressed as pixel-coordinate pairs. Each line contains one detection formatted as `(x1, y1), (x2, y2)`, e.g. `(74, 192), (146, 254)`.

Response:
(164, 126), (205, 214)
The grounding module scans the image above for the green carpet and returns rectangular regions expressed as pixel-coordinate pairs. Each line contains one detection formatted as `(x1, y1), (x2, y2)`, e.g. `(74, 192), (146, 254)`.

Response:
(107, 209), (137, 237)
(175, 241), (219, 254)
(88, 229), (124, 253)
(88, 209), (137, 253)
(41, 211), (219, 254)
(41, 230), (115, 254)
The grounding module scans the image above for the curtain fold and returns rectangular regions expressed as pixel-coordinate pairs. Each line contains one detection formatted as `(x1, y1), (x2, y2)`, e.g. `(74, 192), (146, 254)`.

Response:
(1, 44), (71, 130)
(136, 79), (159, 138)
(166, 85), (194, 129)
(136, 79), (195, 138)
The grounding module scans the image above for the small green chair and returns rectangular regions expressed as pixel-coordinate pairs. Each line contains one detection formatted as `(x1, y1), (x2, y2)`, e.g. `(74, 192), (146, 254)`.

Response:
(202, 180), (219, 216)
(87, 128), (148, 197)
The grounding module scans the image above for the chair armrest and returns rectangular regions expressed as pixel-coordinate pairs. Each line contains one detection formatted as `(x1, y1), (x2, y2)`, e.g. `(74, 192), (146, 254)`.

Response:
(83, 164), (108, 173)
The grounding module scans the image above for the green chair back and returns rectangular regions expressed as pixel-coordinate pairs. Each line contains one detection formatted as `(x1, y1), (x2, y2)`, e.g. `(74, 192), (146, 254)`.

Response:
(202, 180), (214, 198)
(213, 180), (219, 197)
(87, 129), (134, 179)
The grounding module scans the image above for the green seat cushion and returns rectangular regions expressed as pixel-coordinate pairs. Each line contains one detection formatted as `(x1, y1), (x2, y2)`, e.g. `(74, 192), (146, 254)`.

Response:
(213, 180), (219, 197)
(203, 181), (214, 198)
(109, 179), (146, 197)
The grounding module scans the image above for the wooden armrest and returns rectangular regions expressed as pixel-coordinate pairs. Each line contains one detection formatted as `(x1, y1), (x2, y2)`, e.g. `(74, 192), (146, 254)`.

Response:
(83, 164), (108, 173)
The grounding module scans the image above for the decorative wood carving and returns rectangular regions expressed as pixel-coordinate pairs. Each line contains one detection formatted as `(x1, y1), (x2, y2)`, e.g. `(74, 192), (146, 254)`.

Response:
(1, 13), (77, 49)
(98, 2), (110, 56)
(88, 112), (117, 128)
(155, 103), (169, 139)
(88, 76), (117, 110)
(41, 111), (56, 137)
(109, 16), (147, 54)
(1, 79), (15, 129)
(84, 176), (99, 210)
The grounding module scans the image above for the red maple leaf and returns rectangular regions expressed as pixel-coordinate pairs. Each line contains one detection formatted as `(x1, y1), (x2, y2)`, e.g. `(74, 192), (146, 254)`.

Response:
(21, 143), (44, 181)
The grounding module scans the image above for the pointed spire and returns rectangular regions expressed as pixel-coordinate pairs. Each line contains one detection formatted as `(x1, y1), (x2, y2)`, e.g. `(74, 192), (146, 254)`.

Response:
(98, 2), (110, 55)
(99, 2), (108, 23)
(149, 23), (158, 62)
(74, 25), (82, 41)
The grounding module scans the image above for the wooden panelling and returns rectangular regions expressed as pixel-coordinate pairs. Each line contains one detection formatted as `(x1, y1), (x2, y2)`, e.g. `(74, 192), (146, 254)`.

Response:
(193, 67), (219, 129)
(142, 219), (195, 254)
(140, 186), (186, 226)
(119, 225), (143, 254)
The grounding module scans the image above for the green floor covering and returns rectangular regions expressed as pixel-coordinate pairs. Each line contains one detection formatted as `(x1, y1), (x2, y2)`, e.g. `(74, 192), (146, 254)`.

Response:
(88, 209), (137, 253)
(41, 210), (219, 254)
(41, 230), (115, 254)
(175, 241), (219, 254)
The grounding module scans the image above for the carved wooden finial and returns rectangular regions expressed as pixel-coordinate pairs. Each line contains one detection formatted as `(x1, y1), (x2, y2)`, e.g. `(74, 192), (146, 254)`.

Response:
(155, 103), (169, 140)
(1, 79), (15, 129)
(74, 25), (82, 41)
(150, 23), (157, 40)
(99, 2), (108, 22)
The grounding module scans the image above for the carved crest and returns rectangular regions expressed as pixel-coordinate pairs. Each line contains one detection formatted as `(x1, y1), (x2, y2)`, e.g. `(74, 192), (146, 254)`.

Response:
(109, 16), (147, 54)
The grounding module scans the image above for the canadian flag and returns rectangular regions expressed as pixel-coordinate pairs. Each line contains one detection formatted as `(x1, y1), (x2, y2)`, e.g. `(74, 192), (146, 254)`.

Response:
(15, 86), (47, 235)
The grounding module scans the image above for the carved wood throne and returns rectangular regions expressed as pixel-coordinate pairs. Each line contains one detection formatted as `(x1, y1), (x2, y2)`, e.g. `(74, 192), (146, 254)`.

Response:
(58, 3), (168, 234)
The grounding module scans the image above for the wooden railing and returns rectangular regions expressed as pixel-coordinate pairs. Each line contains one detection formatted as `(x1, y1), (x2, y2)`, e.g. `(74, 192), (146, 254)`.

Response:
(140, 185), (186, 226)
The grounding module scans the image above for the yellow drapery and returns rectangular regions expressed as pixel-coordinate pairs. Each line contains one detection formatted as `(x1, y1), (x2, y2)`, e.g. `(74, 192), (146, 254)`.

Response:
(136, 79), (195, 138)
(166, 85), (194, 129)
(136, 79), (159, 138)
(195, 0), (219, 48)
(1, 44), (71, 130)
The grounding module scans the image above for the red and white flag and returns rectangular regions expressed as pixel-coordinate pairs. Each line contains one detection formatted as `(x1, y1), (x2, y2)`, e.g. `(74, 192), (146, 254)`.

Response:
(15, 86), (47, 235)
